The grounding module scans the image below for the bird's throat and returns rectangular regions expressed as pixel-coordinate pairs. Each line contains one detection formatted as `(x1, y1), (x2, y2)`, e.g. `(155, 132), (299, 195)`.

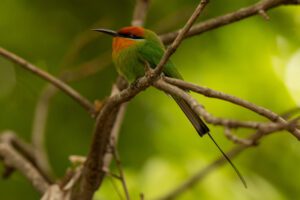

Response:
(112, 37), (136, 57)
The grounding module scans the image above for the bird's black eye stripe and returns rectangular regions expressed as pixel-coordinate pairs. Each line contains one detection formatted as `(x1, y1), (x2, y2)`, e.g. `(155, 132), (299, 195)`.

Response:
(119, 33), (143, 39)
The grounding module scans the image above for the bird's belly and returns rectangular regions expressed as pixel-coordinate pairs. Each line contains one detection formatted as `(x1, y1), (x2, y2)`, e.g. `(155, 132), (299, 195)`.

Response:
(114, 53), (145, 83)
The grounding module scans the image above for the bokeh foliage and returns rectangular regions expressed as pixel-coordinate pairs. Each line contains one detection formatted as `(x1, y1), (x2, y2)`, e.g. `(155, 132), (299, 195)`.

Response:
(0, 0), (300, 199)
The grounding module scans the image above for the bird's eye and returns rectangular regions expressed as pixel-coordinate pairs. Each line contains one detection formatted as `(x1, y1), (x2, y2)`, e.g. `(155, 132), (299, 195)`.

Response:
(129, 34), (143, 39)
(119, 32), (143, 39)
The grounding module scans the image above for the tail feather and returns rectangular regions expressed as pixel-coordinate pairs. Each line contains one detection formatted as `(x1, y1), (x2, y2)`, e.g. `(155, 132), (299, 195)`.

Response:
(172, 96), (209, 136)
(173, 95), (247, 188)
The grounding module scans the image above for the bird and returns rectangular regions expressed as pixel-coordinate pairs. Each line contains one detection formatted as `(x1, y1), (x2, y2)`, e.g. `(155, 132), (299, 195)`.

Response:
(93, 26), (246, 187)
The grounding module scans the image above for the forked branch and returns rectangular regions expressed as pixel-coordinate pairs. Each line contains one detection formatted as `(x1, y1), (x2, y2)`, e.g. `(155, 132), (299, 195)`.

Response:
(160, 0), (300, 44)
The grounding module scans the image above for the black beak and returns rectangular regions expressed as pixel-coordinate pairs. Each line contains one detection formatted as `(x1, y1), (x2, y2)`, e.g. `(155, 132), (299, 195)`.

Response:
(92, 28), (119, 37)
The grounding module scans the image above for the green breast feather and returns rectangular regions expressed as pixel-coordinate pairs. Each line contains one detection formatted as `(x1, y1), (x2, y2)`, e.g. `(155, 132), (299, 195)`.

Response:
(113, 44), (145, 82)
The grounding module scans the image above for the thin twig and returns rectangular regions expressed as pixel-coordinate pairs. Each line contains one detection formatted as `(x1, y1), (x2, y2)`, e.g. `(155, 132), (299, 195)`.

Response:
(155, 119), (298, 200)
(110, 138), (130, 200)
(224, 127), (253, 146)
(154, 79), (259, 128)
(0, 131), (36, 163)
(281, 107), (300, 119)
(152, 0), (209, 77)
(0, 132), (50, 194)
(163, 77), (300, 139)
(258, 9), (270, 20)
(151, 6), (194, 33)
(155, 145), (245, 200)
(60, 18), (112, 68)
(0, 131), (53, 183)
(160, 0), (300, 44)
(61, 52), (111, 82)
(108, 176), (124, 200)
(0, 47), (95, 114)
(32, 85), (57, 178)
(192, 105), (266, 129)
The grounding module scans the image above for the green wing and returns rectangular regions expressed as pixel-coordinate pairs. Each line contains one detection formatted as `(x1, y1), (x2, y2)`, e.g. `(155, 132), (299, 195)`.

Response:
(138, 40), (183, 80)
(138, 39), (210, 136)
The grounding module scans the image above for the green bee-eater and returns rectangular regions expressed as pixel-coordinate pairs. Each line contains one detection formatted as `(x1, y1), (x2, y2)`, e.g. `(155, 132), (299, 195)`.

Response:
(93, 26), (246, 187)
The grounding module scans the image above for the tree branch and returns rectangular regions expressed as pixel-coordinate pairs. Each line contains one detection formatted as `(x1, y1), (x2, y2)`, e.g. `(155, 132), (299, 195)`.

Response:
(132, 0), (151, 26)
(163, 77), (300, 139)
(78, 74), (153, 199)
(152, 0), (209, 77)
(224, 127), (253, 146)
(160, 0), (300, 44)
(32, 85), (57, 178)
(31, 53), (111, 178)
(0, 131), (53, 182)
(110, 138), (130, 200)
(0, 47), (95, 114)
(76, 0), (152, 199)
(0, 131), (50, 194)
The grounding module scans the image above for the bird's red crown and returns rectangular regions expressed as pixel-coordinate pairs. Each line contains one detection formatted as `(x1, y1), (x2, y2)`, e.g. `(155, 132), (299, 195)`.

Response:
(117, 26), (144, 37)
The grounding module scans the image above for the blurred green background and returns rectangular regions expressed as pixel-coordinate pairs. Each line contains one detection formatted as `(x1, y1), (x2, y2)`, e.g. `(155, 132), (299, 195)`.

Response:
(0, 0), (300, 199)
